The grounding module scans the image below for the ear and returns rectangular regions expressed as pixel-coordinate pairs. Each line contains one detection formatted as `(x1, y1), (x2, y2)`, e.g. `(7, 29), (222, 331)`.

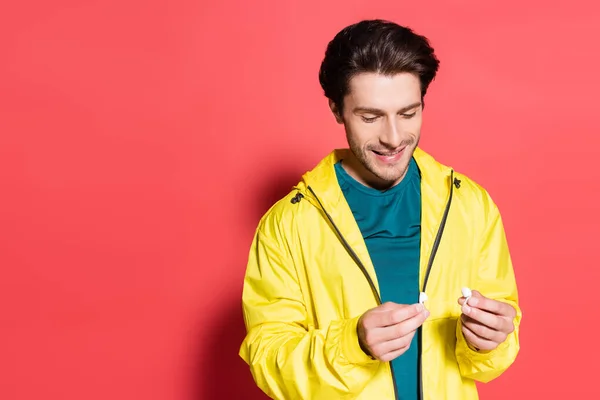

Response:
(328, 99), (344, 124)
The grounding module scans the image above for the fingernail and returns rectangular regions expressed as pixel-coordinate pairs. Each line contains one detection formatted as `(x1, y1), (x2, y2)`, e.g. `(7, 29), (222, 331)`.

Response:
(462, 305), (471, 315)
(416, 303), (424, 312)
(424, 310), (430, 317)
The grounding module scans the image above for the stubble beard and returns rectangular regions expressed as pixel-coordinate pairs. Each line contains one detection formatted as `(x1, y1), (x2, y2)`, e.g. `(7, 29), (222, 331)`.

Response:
(348, 137), (418, 186)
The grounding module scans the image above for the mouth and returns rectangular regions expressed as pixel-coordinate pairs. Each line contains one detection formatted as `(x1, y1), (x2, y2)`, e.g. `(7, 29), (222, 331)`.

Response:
(371, 147), (406, 163)
(372, 148), (404, 156)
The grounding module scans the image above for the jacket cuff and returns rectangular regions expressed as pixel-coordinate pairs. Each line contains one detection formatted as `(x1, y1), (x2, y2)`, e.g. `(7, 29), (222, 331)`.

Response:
(456, 316), (508, 358)
(455, 316), (516, 383)
(341, 315), (378, 365)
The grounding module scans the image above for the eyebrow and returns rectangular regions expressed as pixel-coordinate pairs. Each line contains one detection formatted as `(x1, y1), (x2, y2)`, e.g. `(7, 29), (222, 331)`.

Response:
(353, 102), (422, 115)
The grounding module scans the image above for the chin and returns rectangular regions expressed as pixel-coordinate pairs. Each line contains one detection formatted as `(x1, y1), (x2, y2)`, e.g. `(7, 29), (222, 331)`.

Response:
(371, 158), (411, 185)
(379, 169), (408, 185)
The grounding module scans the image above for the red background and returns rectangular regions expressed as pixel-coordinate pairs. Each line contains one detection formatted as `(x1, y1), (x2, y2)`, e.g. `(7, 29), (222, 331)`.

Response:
(2, 1), (599, 399)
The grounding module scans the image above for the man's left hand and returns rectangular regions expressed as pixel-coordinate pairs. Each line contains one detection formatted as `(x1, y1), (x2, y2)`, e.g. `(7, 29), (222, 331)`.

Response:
(458, 290), (516, 352)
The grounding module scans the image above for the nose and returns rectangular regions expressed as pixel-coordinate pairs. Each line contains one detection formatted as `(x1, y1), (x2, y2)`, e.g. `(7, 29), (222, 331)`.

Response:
(380, 118), (403, 148)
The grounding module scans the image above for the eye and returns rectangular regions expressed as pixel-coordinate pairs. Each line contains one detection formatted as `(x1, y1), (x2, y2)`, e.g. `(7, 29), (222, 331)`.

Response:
(361, 116), (379, 123)
(401, 112), (417, 119)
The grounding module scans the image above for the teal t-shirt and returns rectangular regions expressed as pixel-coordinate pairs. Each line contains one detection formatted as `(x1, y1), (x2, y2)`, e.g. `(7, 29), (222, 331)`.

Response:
(335, 158), (421, 400)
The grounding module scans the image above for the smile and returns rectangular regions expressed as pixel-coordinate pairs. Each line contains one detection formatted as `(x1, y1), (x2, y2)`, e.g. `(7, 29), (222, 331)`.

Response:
(372, 147), (406, 163)
(372, 149), (403, 156)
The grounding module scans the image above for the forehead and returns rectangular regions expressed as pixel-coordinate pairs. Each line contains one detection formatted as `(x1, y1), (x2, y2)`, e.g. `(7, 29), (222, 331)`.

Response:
(346, 72), (421, 109)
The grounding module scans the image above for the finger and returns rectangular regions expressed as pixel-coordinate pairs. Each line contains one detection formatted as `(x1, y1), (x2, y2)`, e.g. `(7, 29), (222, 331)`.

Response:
(371, 331), (416, 361)
(376, 303), (424, 327)
(462, 305), (512, 332)
(468, 291), (517, 318)
(461, 314), (506, 343)
(457, 295), (476, 307)
(378, 343), (411, 362)
(361, 303), (409, 330)
(377, 308), (429, 341)
(461, 323), (498, 352)
(379, 301), (400, 311)
(458, 292), (478, 307)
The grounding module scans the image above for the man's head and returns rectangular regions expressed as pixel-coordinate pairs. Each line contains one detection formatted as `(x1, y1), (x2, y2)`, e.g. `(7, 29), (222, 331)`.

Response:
(319, 20), (440, 189)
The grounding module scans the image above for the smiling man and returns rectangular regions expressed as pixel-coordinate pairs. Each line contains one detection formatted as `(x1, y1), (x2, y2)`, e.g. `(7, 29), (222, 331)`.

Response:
(239, 19), (521, 400)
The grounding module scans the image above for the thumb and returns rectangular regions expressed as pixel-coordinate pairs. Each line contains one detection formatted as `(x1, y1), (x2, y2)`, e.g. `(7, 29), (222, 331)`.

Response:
(458, 290), (484, 305)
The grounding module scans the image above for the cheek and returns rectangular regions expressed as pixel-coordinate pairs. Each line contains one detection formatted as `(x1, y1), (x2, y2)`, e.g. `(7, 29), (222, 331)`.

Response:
(409, 118), (423, 134)
(345, 122), (368, 146)
(399, 121), (422, 144)
(346, 120), (380, 145)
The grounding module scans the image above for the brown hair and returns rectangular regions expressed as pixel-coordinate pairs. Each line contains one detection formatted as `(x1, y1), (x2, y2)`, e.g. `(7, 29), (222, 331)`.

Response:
(319, 19), (440, 110)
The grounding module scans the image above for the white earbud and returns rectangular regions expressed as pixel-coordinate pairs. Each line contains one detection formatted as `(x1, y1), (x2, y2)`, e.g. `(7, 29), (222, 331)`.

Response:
(462, 287), (472, 306)
(419, 292), (428, 304)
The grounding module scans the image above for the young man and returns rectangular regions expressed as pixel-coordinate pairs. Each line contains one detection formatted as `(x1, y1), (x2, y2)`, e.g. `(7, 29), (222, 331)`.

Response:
(239, 19), (521, 400)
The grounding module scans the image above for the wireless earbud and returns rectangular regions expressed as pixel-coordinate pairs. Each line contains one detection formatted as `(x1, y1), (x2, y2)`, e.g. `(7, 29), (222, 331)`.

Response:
(419, 292), (428, 304)
(462, 287), (472, 306)
(461, 287), (472, 298)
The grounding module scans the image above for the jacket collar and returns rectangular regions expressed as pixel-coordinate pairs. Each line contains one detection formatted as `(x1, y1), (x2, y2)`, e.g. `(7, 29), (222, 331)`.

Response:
(294, 147), (457, 293)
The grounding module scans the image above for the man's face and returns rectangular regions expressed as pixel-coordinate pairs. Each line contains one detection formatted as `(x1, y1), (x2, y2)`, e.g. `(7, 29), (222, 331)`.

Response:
(332, 72), (423, 189)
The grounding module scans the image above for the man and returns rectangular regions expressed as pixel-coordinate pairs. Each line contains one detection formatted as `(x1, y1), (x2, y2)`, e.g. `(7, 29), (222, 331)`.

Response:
(239, 19), (521, 400)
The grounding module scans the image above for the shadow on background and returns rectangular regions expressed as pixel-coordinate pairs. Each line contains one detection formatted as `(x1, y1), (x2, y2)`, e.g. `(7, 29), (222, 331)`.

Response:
(199, 300), (267, 400)
(251, 166), (306, 220)
(198, 167), (304, 400)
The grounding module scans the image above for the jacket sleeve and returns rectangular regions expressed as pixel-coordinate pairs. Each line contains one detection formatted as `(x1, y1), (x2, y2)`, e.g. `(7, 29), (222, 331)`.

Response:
(455, 199), (522, 383)
(239, 221), (380, 400)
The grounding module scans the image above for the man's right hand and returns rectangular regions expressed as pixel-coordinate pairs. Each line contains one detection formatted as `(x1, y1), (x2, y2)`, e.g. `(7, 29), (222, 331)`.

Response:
(357, 302), (430, 362)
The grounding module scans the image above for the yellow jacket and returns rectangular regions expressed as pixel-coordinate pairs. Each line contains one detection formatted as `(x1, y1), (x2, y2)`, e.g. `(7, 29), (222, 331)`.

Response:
(239, 148), (521, 399)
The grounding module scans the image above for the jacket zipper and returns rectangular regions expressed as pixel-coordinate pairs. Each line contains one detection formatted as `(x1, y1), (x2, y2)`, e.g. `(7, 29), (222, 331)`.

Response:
(306, 171), (455, 400)
(306, 186), (399, 399)
(418, 170), (456, 400)
(306, 186), (382, 304)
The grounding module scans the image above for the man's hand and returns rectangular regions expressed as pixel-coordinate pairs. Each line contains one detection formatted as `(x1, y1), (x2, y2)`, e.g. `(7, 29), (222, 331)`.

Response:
(357, 302), (429, 362)
(458, 290), (516, 352)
